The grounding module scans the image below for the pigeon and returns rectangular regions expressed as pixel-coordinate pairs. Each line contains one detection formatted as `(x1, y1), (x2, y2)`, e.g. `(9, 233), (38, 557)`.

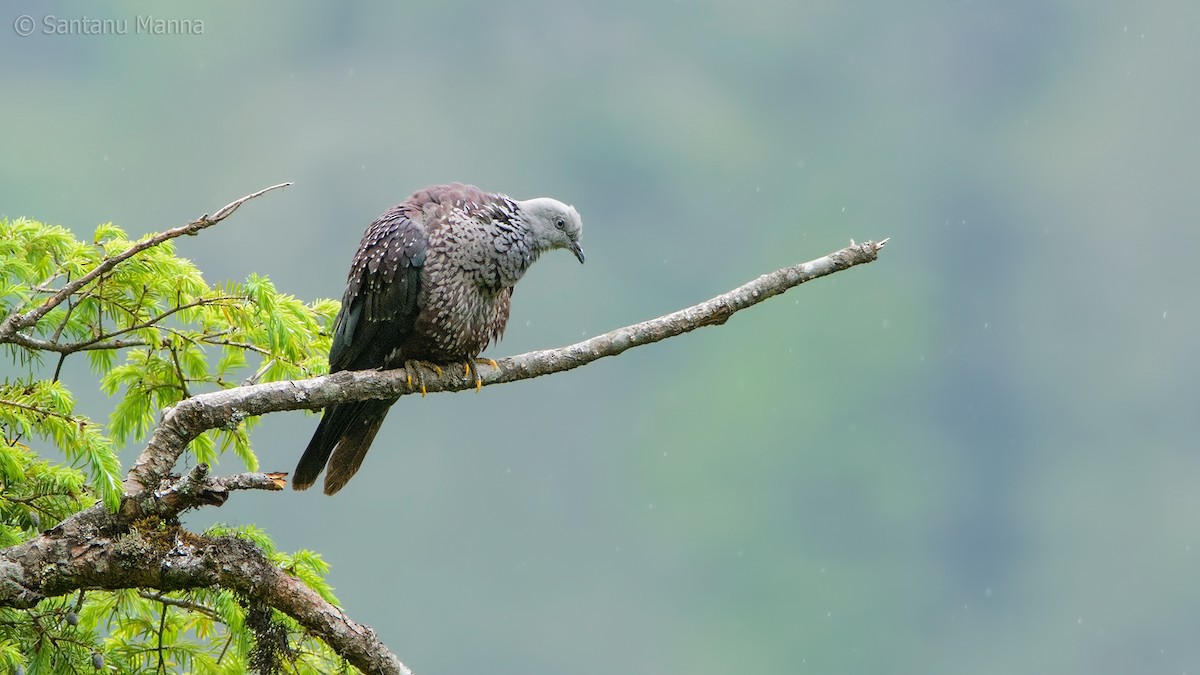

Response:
(293, 183), (584, 494)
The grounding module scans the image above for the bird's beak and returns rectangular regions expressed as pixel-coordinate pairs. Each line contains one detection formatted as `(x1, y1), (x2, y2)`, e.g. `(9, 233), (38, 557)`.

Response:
(570, 240), (585, 264)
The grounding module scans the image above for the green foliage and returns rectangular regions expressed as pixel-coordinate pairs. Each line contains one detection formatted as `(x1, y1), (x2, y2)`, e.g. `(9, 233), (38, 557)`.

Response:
(2, 216), (336, 498)
(0, 217), (348, 673)
(0, 578), (351, 674)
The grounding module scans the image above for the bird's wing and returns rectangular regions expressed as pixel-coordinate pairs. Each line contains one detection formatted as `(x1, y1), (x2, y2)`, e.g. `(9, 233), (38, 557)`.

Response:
(329, 205), (428, 372)
(292, 207), (426, 494)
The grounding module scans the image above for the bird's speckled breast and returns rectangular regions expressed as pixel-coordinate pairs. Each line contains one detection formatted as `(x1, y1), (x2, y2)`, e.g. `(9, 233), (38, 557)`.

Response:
(404, 187), (533, 361)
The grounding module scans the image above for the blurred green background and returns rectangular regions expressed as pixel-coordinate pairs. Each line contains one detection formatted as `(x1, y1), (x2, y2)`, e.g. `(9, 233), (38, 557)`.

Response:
(4, 1), (1199, 673)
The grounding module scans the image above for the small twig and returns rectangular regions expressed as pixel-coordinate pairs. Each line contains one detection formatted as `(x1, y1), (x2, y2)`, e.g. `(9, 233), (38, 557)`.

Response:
(70, 295), (244, 354)
(51, 353), (67, 382)
(167, 344), (192, 400)
(4, 334), (152, 354)
(6, 295), (243, 355)
(49, 285), (75, 344)
(215, 632), (234, 664)
(209, 184), (290, 222)
(207, 339), (270, 355)
(138, 591), (219, 621)
(0, 399), (82, 424)
(241, 358), (276, 386)
(156, 600), (167, 674)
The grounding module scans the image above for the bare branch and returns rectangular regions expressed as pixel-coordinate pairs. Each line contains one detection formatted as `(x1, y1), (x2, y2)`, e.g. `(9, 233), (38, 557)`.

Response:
(207, 471), (288, 493)
(125, 238), (887, 495)
(155, 464), (287, 511)
(3, 333), (151, 353)
(0, 183), (291, 343)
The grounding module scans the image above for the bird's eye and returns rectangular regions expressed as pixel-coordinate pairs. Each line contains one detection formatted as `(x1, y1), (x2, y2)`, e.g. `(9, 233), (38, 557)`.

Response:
(555, 217), (566, 230)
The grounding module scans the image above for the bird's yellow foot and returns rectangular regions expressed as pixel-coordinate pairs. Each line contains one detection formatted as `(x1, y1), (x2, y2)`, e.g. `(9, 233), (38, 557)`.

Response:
(464, 358), (500, 393)
(403, 360), (444, 396)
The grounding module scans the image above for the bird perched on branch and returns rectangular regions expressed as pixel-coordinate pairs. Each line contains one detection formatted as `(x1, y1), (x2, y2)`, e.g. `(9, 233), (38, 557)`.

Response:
(293, 183), (584, 495)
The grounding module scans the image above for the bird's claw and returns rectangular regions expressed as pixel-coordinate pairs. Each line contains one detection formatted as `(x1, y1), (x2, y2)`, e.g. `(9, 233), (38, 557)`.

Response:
(403, 360), (443, 397)
(465, 358), (500, 393)
(404, 359), (496, 395)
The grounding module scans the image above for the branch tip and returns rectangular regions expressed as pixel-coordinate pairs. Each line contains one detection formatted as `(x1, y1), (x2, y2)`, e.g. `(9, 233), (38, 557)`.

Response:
(208, 182), (293, 222)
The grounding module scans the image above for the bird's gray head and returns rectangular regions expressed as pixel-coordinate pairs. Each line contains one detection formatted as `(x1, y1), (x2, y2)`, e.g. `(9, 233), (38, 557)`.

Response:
(515, 197), (585, 264)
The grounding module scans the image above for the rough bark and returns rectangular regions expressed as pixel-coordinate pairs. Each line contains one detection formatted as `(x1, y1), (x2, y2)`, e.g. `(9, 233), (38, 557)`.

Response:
(0, 185), (886, 674)
(0, 491), (410, 675)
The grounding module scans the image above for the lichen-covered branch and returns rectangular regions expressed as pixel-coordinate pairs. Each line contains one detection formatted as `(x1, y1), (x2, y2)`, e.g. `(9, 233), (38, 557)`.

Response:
(153, 463), (288, 511)
(0, 503), (411, 675)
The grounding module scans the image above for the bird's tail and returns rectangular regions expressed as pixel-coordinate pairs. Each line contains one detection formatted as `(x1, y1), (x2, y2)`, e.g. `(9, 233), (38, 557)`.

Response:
(293, 399), (396, 495)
